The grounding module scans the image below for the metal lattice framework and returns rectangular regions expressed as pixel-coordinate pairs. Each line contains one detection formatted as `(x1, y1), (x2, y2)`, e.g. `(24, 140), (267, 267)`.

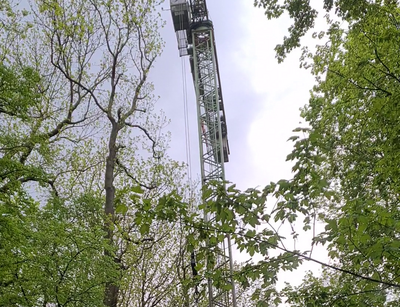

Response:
(170, 1), (237, 306)
(192, 27), (224, 182)
(192, 24), (236, 307)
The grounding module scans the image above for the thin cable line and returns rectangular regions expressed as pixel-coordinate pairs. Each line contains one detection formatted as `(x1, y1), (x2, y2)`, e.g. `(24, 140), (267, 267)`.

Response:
(182, 57), (192, 182)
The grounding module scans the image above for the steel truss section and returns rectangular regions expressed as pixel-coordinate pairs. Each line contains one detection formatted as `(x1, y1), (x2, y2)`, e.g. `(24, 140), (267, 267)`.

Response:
(192, 24), (237, 307)
(189, 0), (208, 22)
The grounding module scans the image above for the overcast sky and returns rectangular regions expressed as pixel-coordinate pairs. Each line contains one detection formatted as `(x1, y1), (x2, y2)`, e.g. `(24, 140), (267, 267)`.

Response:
(151, 0), (327, 299)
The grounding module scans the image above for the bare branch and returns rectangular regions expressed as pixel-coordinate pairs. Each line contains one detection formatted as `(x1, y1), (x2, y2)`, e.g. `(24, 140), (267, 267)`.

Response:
(124, 122), (160, 159)
(115, 157), (156, 190)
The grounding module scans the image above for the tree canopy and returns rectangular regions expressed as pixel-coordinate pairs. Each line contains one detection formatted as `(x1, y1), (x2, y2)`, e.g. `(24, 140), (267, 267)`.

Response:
(253, 0), (397, 61)
(266, 1), (400, 305)
(0, 1), (303, 306)
(2, 0), (400, 306)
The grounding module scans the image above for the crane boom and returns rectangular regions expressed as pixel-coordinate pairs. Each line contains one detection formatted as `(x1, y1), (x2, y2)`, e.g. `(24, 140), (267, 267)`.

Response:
(170, 1), (237, 307)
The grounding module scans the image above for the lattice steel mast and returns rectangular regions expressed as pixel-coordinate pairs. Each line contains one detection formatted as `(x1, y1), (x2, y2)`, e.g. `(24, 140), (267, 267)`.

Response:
(170, 1), (237, 306)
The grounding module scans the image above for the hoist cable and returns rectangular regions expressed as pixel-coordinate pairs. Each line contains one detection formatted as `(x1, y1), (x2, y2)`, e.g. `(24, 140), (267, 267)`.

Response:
(181, 58), (192, 182)
(176, 7), (199, 306)
(179, 18), (192, 184)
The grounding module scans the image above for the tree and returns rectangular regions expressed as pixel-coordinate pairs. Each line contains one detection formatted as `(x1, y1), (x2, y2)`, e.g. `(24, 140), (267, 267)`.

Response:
(253, 0), (396, 62)
(271, 2), (400, 305)
(182, 181), (306, 307)
(1, 1), (195, 306)
(10, 1), (398, 306)
(0, 190), (117, 306)
(282, 269), (392, 306)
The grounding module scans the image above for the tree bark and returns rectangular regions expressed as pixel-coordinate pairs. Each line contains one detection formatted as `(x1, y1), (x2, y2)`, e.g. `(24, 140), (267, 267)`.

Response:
(104, 120), (120, 307)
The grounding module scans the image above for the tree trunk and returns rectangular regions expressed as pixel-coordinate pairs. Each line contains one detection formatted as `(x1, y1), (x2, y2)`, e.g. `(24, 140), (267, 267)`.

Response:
(104, 121), (120, 307)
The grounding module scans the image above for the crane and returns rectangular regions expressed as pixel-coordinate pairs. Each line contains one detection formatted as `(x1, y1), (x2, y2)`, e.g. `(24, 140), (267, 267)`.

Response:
(170, 1), (237, 307)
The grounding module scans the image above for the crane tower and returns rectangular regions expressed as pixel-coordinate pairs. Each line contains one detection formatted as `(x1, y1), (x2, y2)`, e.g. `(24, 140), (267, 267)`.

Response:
(170, 1), (237, 306)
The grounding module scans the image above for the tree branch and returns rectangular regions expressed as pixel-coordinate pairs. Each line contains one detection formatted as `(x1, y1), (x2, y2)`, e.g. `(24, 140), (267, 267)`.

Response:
(115, 157), (156, 190)
(192, 222), (400, 290)
(123, 122), (160, 159)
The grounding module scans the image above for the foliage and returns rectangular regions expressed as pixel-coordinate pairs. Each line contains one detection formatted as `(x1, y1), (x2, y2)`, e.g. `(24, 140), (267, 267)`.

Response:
(282, 269), (393, 306)
(0, 64), (40, 119)
(1, 1), (312, 305)
(0, 0), (193, 306)
(0, 191), (117, 306)
(8, 0), (400, 306)
(180, 181), (307, 307)
(0, 64), (52, 194)
(271, 2), (400, 305)
(253, 0), (395, 61)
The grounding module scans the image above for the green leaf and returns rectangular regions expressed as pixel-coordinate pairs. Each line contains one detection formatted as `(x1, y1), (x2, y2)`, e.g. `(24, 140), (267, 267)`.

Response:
(140, 223), (150, 235)
(115, 203), (128, 214)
